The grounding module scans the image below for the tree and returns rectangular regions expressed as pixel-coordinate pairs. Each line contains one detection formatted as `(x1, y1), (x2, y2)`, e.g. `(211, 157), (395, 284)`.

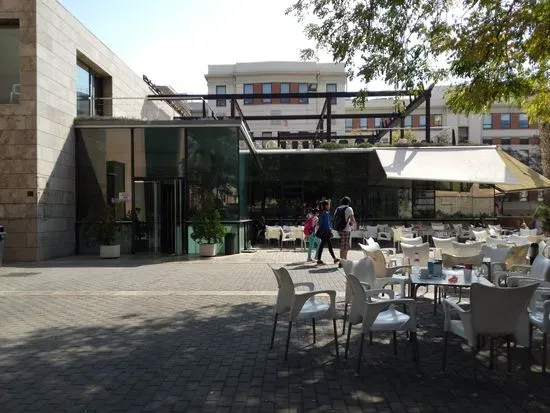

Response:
(288, 0), (550, 175)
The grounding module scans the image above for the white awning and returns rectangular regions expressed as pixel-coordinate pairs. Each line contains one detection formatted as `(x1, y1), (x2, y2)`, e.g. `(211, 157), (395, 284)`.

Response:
(375, 147), (521, 184)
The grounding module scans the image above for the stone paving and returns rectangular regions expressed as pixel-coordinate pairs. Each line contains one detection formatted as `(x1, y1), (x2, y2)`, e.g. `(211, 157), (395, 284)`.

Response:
(0, 248), (549, 412)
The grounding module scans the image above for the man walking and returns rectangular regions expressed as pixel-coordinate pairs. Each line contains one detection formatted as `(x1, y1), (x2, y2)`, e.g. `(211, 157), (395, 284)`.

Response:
(333, 196), (356, 261)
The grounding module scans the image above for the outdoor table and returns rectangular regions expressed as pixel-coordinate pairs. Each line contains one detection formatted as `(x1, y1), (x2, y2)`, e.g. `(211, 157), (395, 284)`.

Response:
(410, 267), (492, 315)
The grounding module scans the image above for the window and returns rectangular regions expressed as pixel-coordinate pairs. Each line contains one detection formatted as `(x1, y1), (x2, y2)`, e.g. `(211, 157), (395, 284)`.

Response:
(482, 137), (492, 144)
(280, 83), (290, 103)
(519, 113), (529, 128)
(434, 114), (442, 127)
(262, 83), (271, 103)
(458, 126), (469, 144)
(243, 84), (253, 105)
(419, 115), (426, 127)
(0, 21), (20, 104)
(374, 117), (382, 128)
(360, 118), (367, 130)
(345, 118), (353, 130)
(262, 131), (272, 138)
(298, 83), (308, 104)
(500, 113), (511, 128)
(216, 85), (226, 107)
(404, 116), (412, 128)
(76, 60), (107, 116)
(501, 138), (511, 145)
(482, 114), (492, 129)
(520, 138), (529, 145)
(326, 83), (337, 104)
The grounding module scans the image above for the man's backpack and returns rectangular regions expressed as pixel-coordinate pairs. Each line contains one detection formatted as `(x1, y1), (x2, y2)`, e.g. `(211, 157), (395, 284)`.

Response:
(333, 206), (348, 231)
(304, 216), (315, 236)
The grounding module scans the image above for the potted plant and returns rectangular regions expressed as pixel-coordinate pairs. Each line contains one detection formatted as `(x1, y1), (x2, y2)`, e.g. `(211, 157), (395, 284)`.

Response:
(533, 203), (550, 234)
(191, 208), (227, 257)
(83, 207), (120, 258)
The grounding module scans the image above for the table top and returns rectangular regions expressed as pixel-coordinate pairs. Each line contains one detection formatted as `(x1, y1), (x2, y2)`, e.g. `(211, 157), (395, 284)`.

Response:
(409, 268), (493, 287)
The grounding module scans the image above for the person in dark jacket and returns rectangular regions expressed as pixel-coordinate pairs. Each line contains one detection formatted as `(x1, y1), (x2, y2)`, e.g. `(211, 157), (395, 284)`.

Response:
(316, 200), (339, 265)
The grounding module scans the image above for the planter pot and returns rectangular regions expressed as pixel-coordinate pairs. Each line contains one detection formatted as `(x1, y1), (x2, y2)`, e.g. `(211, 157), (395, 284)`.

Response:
(199, 243), (217, 257)
(100, 244), (120, 259)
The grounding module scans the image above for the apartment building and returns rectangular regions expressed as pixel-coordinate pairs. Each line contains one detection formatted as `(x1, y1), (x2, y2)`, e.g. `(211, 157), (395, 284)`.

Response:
(0, 0), (173, 261)
(205, 62), (348, 146)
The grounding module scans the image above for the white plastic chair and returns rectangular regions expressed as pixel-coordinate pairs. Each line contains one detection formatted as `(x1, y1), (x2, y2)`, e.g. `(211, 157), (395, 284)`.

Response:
(431, 223), (449, 238)
(492, 244), (531, 286)
(486, 237), (508, 248)
(279, 228), (296, 250)
(366, 225), (378, 240)
(442, 253), (484, 268)
(442, 282), (539, 379)
(345, 274), (418, 374)
(290, 226), (305, 250)
(400, 236), (423, 246)
(433, 236), (457, 257)
(520, 228), (538, 237)
(270, 267), (339, 360)
(9, 83), (20, 103)
(452, 241), (483, 257)
(506, 255), (550, 282)
(472, 229), (489, 243)
(401, 242), (430, 266)
(508, 234), (531, 246)
(265, 225), (281, 246)
(340, 256), (375, 335)
(360, 248), (410, 298)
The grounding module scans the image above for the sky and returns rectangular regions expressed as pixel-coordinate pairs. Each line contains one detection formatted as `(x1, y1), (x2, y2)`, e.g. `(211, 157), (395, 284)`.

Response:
(58, 0), (376, 94)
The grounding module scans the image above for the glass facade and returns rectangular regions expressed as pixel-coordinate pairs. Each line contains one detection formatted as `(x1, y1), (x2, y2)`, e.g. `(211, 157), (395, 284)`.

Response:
(76, 125), (248, 256)
(76, 61), (105, 116)
(0, 22), (20, 104)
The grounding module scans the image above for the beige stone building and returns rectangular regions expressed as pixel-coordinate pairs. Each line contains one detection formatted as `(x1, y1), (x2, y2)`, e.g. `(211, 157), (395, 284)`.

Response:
(0, 0), (174, 261)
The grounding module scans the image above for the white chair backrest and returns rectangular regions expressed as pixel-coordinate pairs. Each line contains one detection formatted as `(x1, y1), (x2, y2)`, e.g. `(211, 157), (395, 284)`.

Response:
(362, 249), (392, 279)
(401, 242), (430, 266)
(272, 267), (295, 314)
(366, 225), (378, 238)
(539, 240), (547, 256)
(290, 226), (304, 239)
(529, 255), (550, 281)
(431, 223), (445, 231)
(265, 225), (281, 239)
(471, 282), (538, 335)
(481, 244), (511, 264)
(488, 224), (502, 231)
(366, 237), (379, 247)
(346, 274), (368, 324)
(472, 229), (489, 242)
(341, 257), (375, 302)
(509, 234), (531, 246)
(432, 237), (456, 255)
(452, 241), (482, 257)
(520, 228), (538, 237)
(486, 237), (508, 248)
(400, 236), (423, 246)
(442, 253), (484, 268)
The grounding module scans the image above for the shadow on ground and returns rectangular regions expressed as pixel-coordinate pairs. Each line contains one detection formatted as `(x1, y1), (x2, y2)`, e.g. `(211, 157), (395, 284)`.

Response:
(0, 297), (549, 412)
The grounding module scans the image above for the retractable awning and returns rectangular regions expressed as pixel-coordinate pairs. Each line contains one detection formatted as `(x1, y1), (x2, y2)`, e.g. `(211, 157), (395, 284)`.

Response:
(494, 148), (550, 193)
(375, 146), (521, 184)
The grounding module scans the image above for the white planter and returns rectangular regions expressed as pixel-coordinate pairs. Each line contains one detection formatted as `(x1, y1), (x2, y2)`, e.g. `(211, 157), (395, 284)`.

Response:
(100, 244), (120, 259)
(199, 243), (217, 257)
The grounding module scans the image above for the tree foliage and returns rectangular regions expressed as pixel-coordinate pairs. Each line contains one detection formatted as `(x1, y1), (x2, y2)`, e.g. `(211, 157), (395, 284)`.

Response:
(287, 0), (550, 173)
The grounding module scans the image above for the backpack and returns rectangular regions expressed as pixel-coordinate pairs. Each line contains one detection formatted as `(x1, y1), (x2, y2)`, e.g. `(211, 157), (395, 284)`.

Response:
(304, 216), (315, 236)
(333, 206), (348, 231)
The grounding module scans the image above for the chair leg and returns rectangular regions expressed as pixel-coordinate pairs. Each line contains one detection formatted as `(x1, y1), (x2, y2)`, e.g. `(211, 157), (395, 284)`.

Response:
(472, 346), (477, 391)
(543, 332), (547, 374)
(412, 332), (419, 363)
(284, 321), (292, 361)
(333, 319), (339, 359)
(442, 331), (448, 371)
(356, 332), (365, 375)
(312, 318), (316, 344)
(345, 323), (352, 359)
(342, 303), (348, 336)
(270, 313), (278, 349)
(489, 336), (494, 369)
(393, 331), (398, 356)
(507, 335), (512, 373)
(369, 331), (373, 345)
(528, 323), (533, 370)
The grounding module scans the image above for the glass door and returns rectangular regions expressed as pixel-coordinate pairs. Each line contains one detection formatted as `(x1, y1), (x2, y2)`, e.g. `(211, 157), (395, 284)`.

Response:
(133, 179), (184, 255)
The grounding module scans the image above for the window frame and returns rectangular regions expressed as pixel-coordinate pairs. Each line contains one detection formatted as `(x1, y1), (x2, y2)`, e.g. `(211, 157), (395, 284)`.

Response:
(433, 114), (442, 127)
(326, 83), (337, 104)
(280, 83), (290, 104)
(216, 85), (226, 107)
(519, 113), (529, 128)
(345, 118), (353, 130)
(298, 83), (308, 104)
(500, 113), (511, 128)
(0, 21), (20, 105)
(482, 114), (492, 129)
(262, 83), (272, 104)
(374, 117), (382, 128)
(419, 115), (426, 128)
(243, 84), (253, 105)
(360, 118), (367, 130)
(404, 116), (412, 128)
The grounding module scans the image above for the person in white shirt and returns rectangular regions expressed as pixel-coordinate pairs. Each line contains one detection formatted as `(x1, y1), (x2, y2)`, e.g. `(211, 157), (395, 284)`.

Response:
(334, 196), (356, 261)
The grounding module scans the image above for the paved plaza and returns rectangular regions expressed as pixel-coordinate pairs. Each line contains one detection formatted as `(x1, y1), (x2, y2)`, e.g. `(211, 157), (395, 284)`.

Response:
(0, 248), (549, 412)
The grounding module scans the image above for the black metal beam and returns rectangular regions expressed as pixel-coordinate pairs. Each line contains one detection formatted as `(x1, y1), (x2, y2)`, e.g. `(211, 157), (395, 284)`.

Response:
(254, 133), (376, 141)
(239, 113), (399, 121)
(425, 89), (432, 143)
(147, 90), (410, 101)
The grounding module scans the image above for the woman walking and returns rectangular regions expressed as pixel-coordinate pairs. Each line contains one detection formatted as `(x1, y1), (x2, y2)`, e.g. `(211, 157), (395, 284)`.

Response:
(304, 208), (321, 262)
(316, 200), (339, 265)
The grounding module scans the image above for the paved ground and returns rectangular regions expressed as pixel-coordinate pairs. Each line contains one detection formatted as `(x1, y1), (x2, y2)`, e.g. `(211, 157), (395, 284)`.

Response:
(0, 248), (549, 412)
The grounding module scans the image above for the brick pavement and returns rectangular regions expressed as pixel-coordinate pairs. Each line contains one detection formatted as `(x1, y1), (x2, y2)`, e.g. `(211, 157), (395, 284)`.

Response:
(0, 248), (549, 412)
